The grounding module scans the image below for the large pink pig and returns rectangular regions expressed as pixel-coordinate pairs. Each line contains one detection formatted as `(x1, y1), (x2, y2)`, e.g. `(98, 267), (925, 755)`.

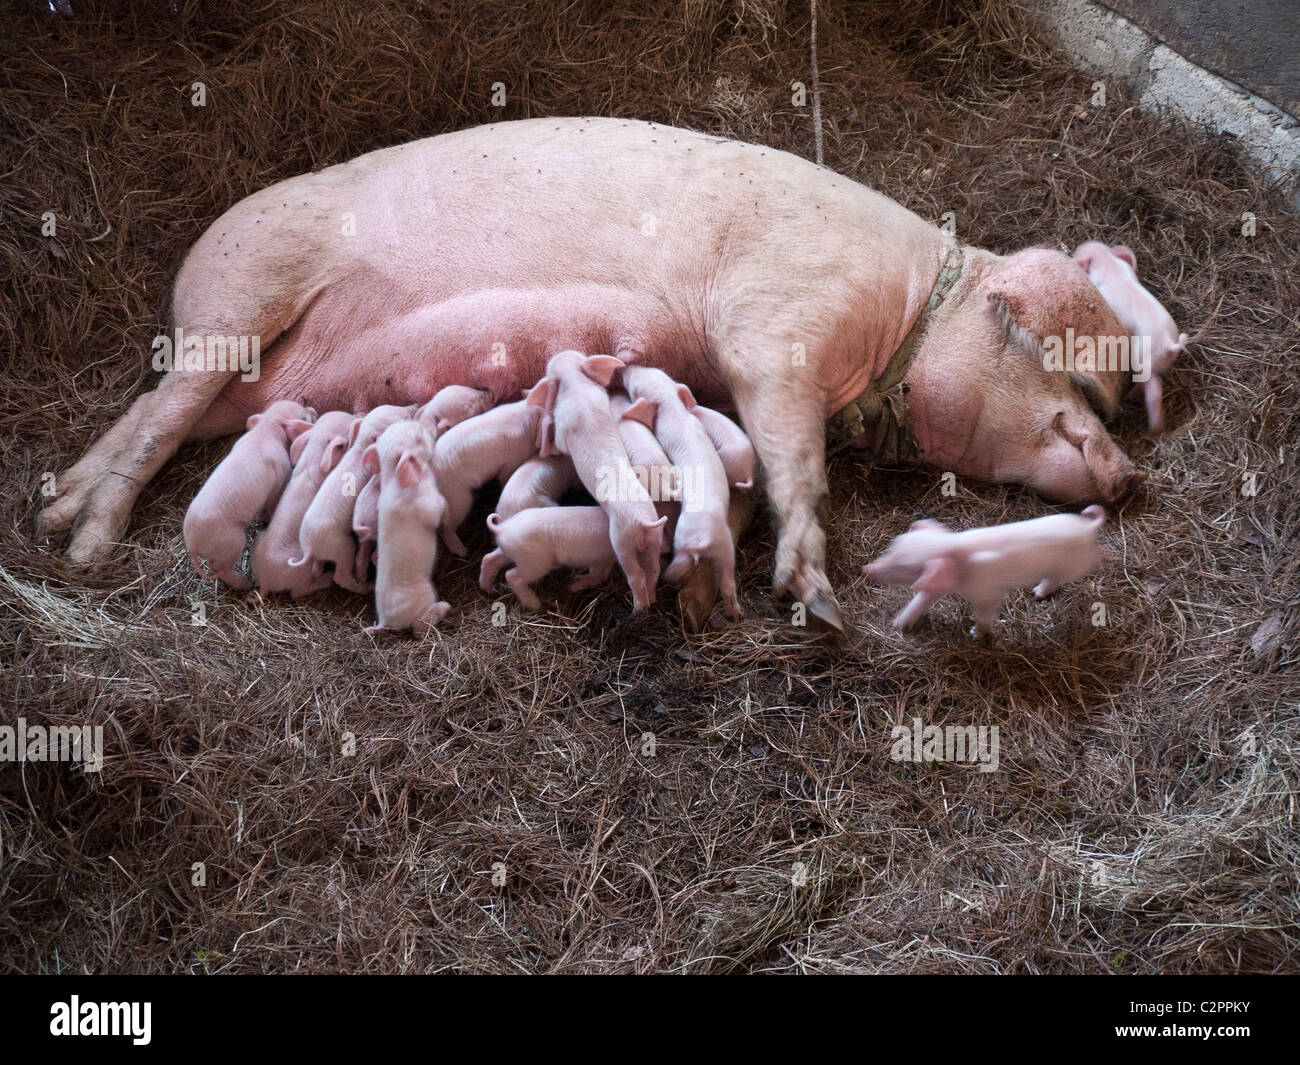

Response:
(1072, 241), (1187, 433)
(431, 396), (547, 556)
(295, 403), (414, 591)
(863, 507), (1106, 636)
(46, 118), (1147, 630)
(183, 400), (315, 588)
(621, 366), (740, 619)
(250, 410), (355, 597)
(531, 351), (666, 611)
(362, 420), (450, 634)
(416, 385), (494, 435)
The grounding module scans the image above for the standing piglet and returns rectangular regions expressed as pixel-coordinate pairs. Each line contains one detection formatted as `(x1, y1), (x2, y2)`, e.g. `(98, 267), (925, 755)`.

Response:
(363, 420), (450, 634)
(295, 404), (414, 591)
(416, 385), (494, 434)
(351, 474), (382, 585)
(250, 410), (355, 596)
(863, 507), (1106, 636)
(609, 391), (678, 501)
(1073, 241), (1187, 432)
(432, 396), (547, 556)
(683, 401), (755, 490)
(481, 503), (681, 608)
(532, 351), (666, 611)
(184, 400), (315, 588)
(621, 366), (740, 619)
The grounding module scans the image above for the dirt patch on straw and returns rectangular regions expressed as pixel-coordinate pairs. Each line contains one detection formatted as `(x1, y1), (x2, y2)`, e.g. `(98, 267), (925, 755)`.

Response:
(0, 0), (1296, 973)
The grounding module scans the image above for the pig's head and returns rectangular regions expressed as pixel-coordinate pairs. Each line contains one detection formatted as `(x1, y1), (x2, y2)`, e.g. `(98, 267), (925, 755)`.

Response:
(419, 386), (493, 434)
(363, 420), (435, 487)
(293, 410), (355, 472)
(906, 247), (1145, 504)
(863, 519), (954, 587)
(249, 400), (315, 447)
(351, 404), (417, 451)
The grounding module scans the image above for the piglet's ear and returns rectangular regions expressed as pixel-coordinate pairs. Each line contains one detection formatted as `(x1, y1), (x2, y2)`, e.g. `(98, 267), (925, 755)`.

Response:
(348, 415), (365, 446)
(1110, 245), (1137, 271)
(361, 443), (381, 477)
(525, 377), (558, 410)
(912, 555), (958, 596)
(322, 436), (348, 474)
(246, 413), (262, 431)
(304, 407), (318, 421)
(290, 429), (312, 466)
(396, 453), (423, 489)
(621, 396), (657, 428)
(910, 518), (950, 533)
(581, 355), (625, 389)
(285, 418), (314, 443)
(676, 383), (697, 409)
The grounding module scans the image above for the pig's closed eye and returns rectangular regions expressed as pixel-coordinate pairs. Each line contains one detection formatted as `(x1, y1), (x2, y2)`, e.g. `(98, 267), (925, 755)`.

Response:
(1069, 373), (1109, 418)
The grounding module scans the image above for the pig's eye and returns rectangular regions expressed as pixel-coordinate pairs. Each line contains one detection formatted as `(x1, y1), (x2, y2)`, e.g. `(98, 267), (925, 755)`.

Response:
(1069, 373), (1109, 418)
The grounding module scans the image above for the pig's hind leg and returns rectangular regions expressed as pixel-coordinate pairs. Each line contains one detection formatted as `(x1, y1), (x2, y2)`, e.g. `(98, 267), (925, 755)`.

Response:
(504, 566), (545, 611)
(1032, 578), (1060, 599)
(569, 561), (614, 592)
(479, 548), (508, 592)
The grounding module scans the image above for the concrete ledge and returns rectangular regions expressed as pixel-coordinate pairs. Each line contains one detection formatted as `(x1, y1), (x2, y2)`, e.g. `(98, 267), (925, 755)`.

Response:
(1030, 0), (1299, 191)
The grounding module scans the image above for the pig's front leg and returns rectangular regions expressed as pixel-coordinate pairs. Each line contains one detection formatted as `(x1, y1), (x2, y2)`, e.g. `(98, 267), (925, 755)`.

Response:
(724, 364), (841, 631)
(893, 589), (939, 630)
(969, 597), (1003, 637)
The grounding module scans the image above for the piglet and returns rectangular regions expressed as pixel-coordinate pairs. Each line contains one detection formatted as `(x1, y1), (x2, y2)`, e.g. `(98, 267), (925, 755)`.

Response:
(609, 391), (678, 501)
(684, 401), (755, 490)
(1073, 241), (1187, 433)
(863, 507), (1106, 636)
(184, 399), (315, 589)
(351, 474), (382, 585)
(416, 385), (494, 434)
(295, 404), (414, 591)
(532, 351), (666, 611)
(621, 366), (739, 619)
(250, 410), (354, 597)
(432, 396), (547, 556)
(481, 503), (680, 609)
(363, 420), (450, 634)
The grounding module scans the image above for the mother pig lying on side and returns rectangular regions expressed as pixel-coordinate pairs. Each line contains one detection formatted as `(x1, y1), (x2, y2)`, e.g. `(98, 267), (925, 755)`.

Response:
(41, 118), (1147, 631)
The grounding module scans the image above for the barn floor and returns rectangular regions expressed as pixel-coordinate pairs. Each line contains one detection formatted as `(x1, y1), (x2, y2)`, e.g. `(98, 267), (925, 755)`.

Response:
(1, 0), (1296, 973)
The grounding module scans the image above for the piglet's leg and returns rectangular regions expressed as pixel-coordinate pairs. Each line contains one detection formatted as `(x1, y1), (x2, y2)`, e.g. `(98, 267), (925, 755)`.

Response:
(504, 567), (543, 611)
(893, 590), (937, 630)
(970, 598), (1002, 637)
(1032, 578), (1060, 599)
(569, 562), (614, 592)
(479, 548), (508, 592)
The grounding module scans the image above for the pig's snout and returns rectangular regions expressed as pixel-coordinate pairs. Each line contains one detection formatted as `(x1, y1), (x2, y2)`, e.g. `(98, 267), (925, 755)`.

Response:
(1108, 469), (1146, 502)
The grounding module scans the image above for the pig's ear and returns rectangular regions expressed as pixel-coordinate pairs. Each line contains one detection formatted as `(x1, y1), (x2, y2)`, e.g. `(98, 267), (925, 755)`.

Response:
(581, 355), (625, 389)
(396, 453), (423, 489)
(675, 384), (698, 409)
(246, 413), (262, 431)
(1111, 245), (1137, 271)
(347, 415), (365, 446)
(912, 555), (958, 596)
(910, 518), (950, 533)
(525, 377), (558, 410)
(621, 397), (658, 429)
(322, 435), (348, 474)
(361, 443), (381, 477)
(304, 406), (318, 421)
(289, 429), (312, 466)
(285, 418), (314, 442)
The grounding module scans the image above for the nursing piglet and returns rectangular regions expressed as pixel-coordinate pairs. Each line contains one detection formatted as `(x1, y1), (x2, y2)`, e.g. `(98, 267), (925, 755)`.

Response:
(1073, 241), (1187, 433)
(183, 399), (315, 588)
(532, 351), (665, 611)
(621, 366), (740, 619)
(432, 397), (547, 556)
(481, 503), (681, 609)
(684, 401), (755, 490)
(608, 391), (678, 501)
(863, 506), (1106, 636)
(296, 403), (414, 591)
(250, 410), (354, 597)
(363, 420), (451, 634)
(416, 385), (494, 434)
(351, 474), (381, 585)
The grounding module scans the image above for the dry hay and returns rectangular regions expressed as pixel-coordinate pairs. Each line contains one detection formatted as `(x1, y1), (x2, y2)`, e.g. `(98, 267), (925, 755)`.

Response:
(0, 0), (1296, 974)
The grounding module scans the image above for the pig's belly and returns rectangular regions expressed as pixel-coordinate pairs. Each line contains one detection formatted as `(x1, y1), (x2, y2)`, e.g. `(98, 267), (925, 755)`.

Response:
(203, 281), (723, 432)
